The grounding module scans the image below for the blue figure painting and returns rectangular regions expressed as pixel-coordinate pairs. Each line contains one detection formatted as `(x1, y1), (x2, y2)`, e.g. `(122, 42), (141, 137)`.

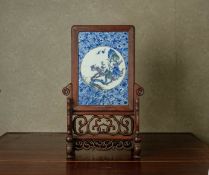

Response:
(78, 32), (128, 105)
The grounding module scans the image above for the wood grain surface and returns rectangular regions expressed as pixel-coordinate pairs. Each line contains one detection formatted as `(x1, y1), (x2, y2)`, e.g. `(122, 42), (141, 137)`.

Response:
(0, 133), (208, 175)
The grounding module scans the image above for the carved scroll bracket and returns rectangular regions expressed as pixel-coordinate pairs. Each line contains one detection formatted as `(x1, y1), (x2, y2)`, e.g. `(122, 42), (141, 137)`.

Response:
(135, 83), (144, 97)
(62, 83), (72, 97)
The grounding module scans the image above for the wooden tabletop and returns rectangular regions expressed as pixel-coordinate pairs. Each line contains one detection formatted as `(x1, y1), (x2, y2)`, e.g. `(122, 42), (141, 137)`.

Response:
(0, 133), (208, 175)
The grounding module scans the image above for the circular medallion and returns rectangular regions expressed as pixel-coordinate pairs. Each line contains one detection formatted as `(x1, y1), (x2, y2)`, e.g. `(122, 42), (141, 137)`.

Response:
(81, 46), (126, 90)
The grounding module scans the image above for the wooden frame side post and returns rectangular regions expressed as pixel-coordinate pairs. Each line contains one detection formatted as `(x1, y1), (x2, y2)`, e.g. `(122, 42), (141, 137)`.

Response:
(133, 83), (144, 159)
(62, 83), (74, 159)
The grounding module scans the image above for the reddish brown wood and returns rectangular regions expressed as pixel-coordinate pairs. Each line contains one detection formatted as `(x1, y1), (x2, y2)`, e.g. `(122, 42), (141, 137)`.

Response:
(72, 111), (135, 115)
(63, 83), (74, 158)
(74, 135), (134, 140)
(64, 25), (143, 159)
(0, 133), (208, 175)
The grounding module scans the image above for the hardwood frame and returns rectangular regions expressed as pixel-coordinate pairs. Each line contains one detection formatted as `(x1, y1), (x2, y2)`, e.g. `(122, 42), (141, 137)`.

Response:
(63, 25), (144, 159)
(72, 25), (135, 112)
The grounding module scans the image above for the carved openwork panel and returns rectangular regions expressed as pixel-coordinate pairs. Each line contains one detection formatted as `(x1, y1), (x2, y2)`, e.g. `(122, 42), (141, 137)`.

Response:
(72, 115), (134, 136)
(75, 139), (133, 150)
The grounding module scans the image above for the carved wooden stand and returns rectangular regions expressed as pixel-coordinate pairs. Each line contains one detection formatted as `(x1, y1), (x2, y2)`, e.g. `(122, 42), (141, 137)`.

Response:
(63, 83), (144, 159)
(63, 25), (143, 159)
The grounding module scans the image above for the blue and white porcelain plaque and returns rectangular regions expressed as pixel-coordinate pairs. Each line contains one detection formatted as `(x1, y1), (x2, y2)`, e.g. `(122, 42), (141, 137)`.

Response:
(78, 32), (128, 105)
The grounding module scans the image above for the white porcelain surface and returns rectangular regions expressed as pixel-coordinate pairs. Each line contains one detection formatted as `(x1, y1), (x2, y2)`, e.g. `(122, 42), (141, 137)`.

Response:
(81, 46), (126, 90)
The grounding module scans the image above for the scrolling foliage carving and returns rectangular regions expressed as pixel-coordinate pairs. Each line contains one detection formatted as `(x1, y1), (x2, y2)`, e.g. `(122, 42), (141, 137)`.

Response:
(75, 139), (133, 150)
(72, 115), (134, 136)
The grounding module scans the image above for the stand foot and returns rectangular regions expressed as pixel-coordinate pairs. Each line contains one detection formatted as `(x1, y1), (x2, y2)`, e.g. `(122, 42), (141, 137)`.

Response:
(66, 135), (75, 159)
(132, 131), (141, 159)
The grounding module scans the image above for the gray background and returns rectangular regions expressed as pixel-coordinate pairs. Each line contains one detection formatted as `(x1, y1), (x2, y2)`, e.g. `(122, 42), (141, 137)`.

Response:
(0, 0), (209, 143)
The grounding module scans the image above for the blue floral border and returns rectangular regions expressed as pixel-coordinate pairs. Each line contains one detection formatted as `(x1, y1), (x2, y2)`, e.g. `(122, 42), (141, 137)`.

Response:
(78, 32), (129, 105)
